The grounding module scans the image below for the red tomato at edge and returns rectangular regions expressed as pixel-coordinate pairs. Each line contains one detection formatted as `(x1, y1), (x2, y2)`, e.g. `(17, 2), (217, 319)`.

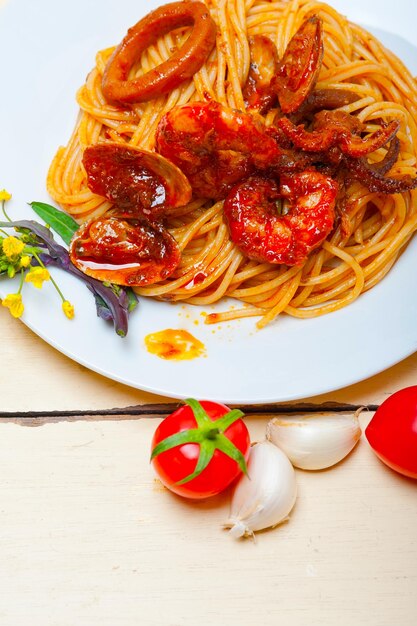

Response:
(151, 401), (251, 499)
(365, 386), (417, 479)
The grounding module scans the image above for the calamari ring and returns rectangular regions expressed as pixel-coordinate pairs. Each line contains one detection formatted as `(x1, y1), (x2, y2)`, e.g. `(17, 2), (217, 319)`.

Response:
(102, 1), (217, 104)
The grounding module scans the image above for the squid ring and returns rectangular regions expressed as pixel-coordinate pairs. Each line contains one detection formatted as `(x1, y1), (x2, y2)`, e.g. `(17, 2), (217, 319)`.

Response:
(102, 1), (217, 104)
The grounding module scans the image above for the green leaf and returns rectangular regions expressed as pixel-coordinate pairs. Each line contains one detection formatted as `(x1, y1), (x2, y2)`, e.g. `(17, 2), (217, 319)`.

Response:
(175, 440), (216, 485)
(29, 202), (79, 245)
(215, 434), (248, 476)
(150, 429), (202, 461)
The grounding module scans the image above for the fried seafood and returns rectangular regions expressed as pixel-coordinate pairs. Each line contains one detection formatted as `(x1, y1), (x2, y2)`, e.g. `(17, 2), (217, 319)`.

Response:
(102, 1), (217, 104)
(70, 216), (181, 286)
(223, 171), (338, 265)
(83, 143), (192, 220)
(67, 10), (417, 292)
(155, 100), (284, 199)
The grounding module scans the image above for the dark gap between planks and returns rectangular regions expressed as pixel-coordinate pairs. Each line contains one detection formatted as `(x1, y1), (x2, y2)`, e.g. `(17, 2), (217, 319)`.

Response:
(0, 401), (378, 425)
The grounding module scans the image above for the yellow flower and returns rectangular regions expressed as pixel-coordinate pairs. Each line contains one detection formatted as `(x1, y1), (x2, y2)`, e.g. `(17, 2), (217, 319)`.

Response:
(2, 236), (24, 259)
(0, 189), (12, 202)
(62, 300), (75, 319)
(19, 255), (31, 268)
(25, 267), (50, 288)
(2, 293), (24, 318)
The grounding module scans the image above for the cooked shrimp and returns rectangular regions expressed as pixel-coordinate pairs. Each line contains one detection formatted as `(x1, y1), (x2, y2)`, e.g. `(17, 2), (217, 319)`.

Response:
(223, 171), (338, 266)
(155, 101), (283, 199)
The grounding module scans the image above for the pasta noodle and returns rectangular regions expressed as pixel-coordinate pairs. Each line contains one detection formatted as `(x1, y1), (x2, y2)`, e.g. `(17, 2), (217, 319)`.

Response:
(47, 0), (417, 327)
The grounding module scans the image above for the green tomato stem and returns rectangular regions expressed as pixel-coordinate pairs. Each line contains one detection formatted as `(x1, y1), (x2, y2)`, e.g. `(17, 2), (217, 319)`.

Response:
(151, 399), (248, 486)
(204, 427), (220, 440)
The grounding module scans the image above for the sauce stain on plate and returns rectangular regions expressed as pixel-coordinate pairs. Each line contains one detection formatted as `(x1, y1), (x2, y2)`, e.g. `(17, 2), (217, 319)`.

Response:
(145, 329), (206, 360)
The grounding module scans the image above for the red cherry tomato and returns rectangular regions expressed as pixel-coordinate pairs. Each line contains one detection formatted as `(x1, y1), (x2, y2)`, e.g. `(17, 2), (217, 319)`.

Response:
(151, 399), (251, 499)
(365, 386), (417, 479)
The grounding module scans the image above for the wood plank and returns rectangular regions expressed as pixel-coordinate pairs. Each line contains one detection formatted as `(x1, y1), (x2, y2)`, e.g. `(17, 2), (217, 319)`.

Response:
(1, 307), (417, 411)
(0, 413), (415, 626)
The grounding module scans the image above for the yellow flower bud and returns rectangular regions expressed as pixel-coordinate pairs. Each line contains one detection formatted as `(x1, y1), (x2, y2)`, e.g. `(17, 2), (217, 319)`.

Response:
(0, 189), (12, 202)
(19, 255), (31, 268)
(2, 293), (24, 318)
(2, 236), (24, 259)
(62, 300), (75, 319)
(25, 267), (50, 289)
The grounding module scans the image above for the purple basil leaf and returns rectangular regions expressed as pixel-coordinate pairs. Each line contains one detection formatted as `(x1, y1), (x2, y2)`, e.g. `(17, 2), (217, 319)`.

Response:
(96, 304), (114, 322)
(0, 219), (54, 244)
(0, 219), (70, 264)
(1, 218), (137, 337)
(85, 288), (116, 322)
(39, 254), (130, 337)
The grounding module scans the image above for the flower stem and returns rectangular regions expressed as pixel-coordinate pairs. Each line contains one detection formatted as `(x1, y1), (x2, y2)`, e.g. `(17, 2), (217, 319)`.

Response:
(48, 273), (66, 302)
(32, 251), (66, 302)
(18, 269), (25, 294)
(1, 200), (11, 223)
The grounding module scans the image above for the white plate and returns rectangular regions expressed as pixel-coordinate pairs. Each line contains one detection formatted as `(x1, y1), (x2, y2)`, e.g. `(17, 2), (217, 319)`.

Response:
(1, 0), (416, 403)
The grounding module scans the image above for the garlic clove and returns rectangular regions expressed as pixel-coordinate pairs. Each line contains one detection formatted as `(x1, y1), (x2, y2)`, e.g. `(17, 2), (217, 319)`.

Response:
(266, 412), (361, 470)
(224, 441), (297, 538)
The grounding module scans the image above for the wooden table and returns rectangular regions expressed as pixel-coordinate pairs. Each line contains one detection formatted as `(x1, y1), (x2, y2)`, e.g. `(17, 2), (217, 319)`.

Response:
(1, 305), (416, 626)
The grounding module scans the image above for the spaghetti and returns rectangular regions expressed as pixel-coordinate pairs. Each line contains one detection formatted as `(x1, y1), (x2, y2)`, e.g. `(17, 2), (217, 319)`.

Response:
(47, 0), (417, 328)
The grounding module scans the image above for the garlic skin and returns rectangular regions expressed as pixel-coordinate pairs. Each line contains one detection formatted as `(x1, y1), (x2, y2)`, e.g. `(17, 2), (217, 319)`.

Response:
(225, 441), (297, 539)
(266, 412), (361, 470)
